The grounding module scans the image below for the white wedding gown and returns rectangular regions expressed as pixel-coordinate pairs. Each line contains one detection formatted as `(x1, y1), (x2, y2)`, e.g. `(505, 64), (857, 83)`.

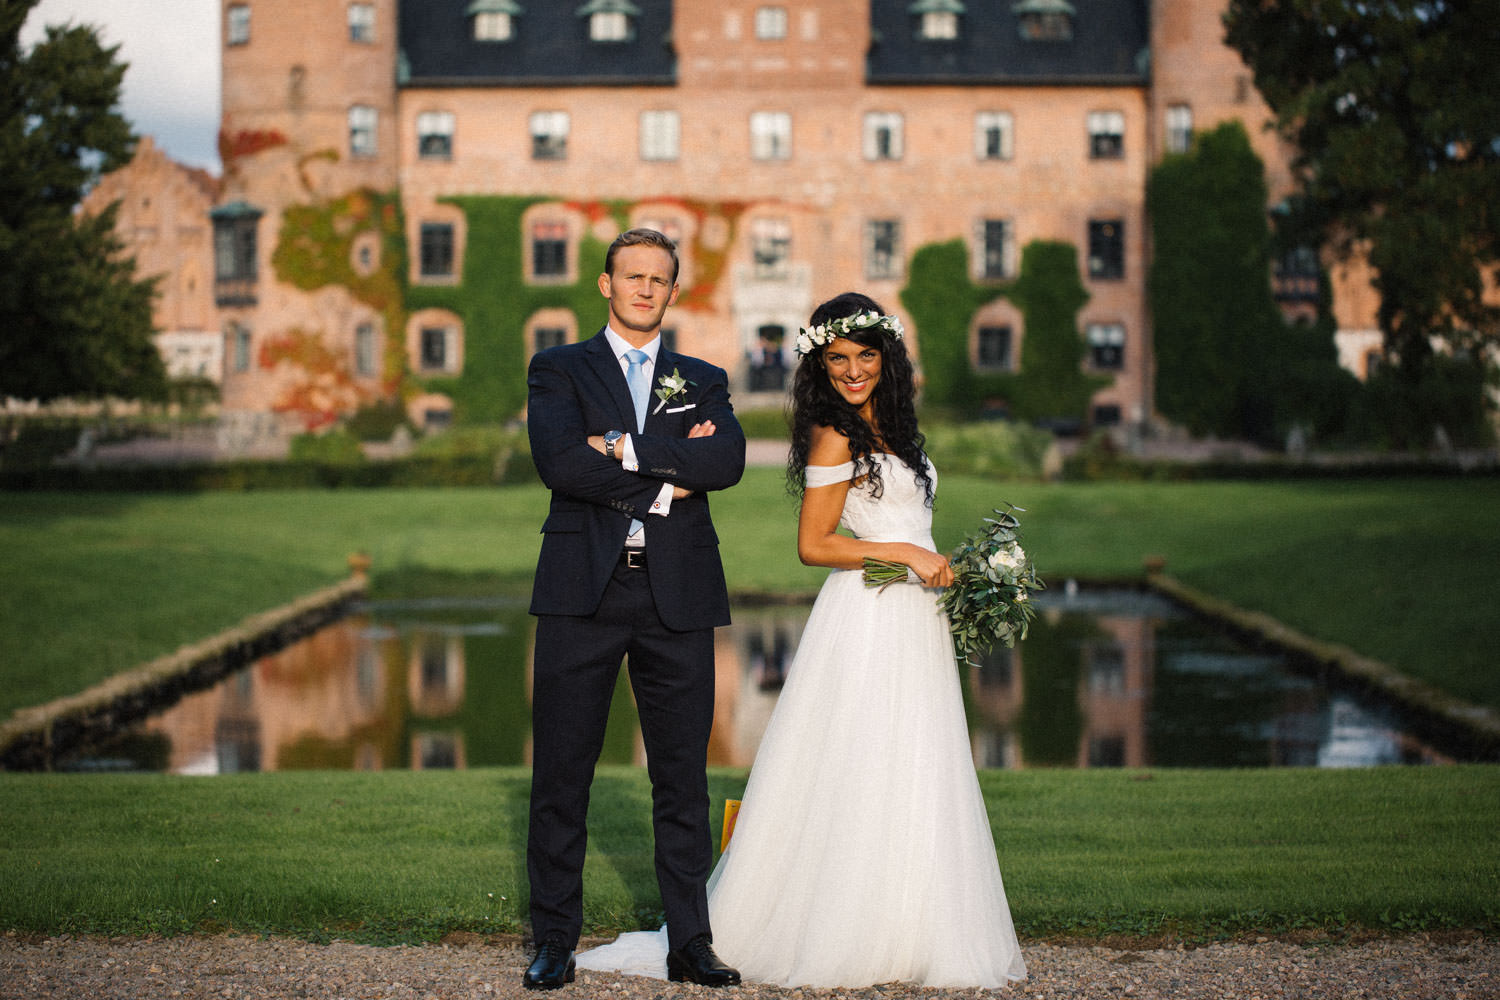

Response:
(577, 455), (1027, 988)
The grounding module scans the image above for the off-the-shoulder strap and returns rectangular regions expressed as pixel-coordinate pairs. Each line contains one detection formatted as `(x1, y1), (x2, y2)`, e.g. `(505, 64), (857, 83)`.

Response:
(804, 461), (855, 488)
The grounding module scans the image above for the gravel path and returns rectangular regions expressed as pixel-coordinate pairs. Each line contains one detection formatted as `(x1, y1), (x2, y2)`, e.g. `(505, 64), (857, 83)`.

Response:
(3, 932), (1495, 999)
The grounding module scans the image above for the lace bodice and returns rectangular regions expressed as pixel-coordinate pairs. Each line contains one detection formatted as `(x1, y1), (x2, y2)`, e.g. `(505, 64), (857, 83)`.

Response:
(804, 453), (936, 548)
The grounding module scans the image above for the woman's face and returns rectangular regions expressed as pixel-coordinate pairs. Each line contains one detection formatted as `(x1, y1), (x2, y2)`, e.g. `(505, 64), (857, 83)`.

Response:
(822, 336), (882, 414)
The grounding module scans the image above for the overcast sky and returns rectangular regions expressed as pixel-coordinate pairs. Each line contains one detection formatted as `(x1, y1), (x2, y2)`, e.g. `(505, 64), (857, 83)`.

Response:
(21, 0), (221, 173)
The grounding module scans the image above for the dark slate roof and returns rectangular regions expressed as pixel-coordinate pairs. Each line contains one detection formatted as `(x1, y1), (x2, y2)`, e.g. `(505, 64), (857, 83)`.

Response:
(399, 0), (675, 88)
(867, 0), (1150, 86)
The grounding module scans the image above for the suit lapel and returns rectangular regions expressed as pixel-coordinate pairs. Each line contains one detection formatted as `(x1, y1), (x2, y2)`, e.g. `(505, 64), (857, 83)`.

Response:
(584, 330), (639, 431)
(643, 348), (681, 434)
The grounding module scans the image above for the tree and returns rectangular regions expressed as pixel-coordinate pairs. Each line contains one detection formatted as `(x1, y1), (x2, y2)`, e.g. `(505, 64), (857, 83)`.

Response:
(1149, 120), (1358, 445)
(1224, 0), (1500, 374)
(0, 0), (165, 402)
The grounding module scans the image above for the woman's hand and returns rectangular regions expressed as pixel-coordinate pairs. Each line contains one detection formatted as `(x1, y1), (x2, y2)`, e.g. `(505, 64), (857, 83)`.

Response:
(900, 544), (954, 588)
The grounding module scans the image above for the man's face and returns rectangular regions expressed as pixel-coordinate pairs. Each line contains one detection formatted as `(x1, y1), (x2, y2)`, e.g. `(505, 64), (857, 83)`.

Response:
(599, 245), (679, 340)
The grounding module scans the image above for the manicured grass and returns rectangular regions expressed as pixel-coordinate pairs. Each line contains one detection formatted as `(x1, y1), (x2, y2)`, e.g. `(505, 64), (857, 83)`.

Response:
(3, 471), (1498, 718)
(0, 767), (1495, 942)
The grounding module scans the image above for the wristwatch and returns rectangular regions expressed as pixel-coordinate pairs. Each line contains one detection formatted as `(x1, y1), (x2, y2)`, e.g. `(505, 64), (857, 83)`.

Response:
(603, 429), (624, 460)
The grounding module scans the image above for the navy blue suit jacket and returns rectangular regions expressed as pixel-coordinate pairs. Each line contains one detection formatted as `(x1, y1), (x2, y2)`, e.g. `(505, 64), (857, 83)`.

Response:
(526, 329), (745, 631)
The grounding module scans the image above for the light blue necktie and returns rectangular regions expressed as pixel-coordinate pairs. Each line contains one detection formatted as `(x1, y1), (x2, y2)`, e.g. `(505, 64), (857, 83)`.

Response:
(625, 349), (649, 432)
(624, 349), (649, 539)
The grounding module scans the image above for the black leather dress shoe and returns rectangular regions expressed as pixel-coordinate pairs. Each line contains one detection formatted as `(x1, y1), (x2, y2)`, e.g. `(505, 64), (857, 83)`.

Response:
(666, 933), (741, 987)
(523, 933), (575, 990)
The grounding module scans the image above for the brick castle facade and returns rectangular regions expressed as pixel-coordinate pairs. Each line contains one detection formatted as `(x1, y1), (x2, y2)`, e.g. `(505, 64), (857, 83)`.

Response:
(85, 0), (1381, 445)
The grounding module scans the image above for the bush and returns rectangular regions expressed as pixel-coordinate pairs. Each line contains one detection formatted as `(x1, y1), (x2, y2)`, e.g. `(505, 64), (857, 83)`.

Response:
(411, 424), (536, 484)
(345, 400), (412, 442)
(1350, 354), (1496, 450)
(734, 406), (789, 439)
(288, 428), (365, 464)
(921, 420), (1055, 480)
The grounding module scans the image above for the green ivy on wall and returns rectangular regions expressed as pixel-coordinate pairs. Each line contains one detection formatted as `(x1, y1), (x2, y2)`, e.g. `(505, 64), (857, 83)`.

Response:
(406, 196), (610, 424)
(1002, 241), (1108, 422)
(272, 188), (410, 401)
(900, 240), (1001, 412)
(901, 238), (1105, 421)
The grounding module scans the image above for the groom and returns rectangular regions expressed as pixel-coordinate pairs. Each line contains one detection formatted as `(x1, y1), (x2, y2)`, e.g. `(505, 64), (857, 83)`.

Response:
(523, 228), (745, 990)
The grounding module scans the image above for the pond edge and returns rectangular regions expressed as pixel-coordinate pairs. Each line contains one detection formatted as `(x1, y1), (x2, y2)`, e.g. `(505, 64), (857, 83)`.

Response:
(1145, 572), (1500, 760)
(0, 574), (368, 771)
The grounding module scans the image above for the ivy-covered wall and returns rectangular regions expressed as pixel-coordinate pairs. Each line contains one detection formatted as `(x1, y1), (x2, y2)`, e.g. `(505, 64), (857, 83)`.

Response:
(901, 238), (1105, 421)
(405, 196), (611, 424)
(407, 195), (751, 424)
(270, 188), (409, 427)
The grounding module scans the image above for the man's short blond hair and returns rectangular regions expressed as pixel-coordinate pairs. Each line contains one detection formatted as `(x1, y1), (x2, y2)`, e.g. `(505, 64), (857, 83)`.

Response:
(605, 228), (680, 284)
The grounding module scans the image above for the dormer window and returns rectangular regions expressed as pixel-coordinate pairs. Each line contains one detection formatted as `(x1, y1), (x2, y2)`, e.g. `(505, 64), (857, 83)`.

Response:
(577, 0), (639, 43)
(1013, 0), (1074, 42)
(911, 0), (964, 41)
(468, 0), (522, 42)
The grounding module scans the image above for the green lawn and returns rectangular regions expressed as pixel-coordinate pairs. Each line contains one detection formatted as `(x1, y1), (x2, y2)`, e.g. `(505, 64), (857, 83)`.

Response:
(3, 471), (1498, 718)
(2, 471), (1499, 944)
(1, 766), (1495, 942)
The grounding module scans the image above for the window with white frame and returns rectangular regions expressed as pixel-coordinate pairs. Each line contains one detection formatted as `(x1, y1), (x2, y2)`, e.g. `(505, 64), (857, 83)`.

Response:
(750, 111), (791, 161)
(975, 111), (1014, 161)
(474, 11), (512, 40)
(755, 6), (788, 39)
(1087, 220), (1125, 279)
(920, 11), (959, 40)
(471, 0), (519, 40)
(420, 326), (457, 373)
(227, 4), (251, 45)
(228, 322), (253, 373)
(1087, 323), (1126, 370)
(417, 111), (454, 159)
(348, 3), (375, 42)
(977, 325), (1013, 371)
(1166, 103), (1193, 155)
(533, 326), (567, 353)
(419, 223), (455, 279)
(863, 112), (904, 161)
(751, 217), (791, 279)
(1088, 110), (1124, 159)
(979, 219), (1015, 280)
(532, 221), (569, 279)
(530, 111), (569, 160)
(640, 110), (680, 161)
(866, 220), (901, 280)
(590, 11), (631, 42)
(349, 105), (378, 158)
(355, 322), (378, 376)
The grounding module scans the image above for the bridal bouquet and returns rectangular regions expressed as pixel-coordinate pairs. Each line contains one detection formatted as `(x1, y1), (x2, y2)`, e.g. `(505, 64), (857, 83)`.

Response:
(863, 504), (1043, 666)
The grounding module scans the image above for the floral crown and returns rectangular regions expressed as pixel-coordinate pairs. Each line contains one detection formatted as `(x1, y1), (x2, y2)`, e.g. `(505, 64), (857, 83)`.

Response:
(795, 311), (906, 357)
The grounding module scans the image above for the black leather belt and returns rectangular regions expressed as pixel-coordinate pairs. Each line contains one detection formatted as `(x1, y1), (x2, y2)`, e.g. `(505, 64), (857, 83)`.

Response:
(621, 549), (647, 569)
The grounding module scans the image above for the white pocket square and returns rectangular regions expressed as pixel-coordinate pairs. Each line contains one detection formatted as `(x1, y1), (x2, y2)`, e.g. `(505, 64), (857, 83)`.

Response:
(666, 403), (697, 413)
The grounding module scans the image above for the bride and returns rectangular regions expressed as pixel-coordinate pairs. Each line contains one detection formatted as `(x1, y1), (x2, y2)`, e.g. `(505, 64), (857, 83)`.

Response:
(578, 292), (1027, 988)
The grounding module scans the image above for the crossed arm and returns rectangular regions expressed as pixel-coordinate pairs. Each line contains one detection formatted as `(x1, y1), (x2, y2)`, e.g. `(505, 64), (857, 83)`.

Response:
(527, 351), (745, 517)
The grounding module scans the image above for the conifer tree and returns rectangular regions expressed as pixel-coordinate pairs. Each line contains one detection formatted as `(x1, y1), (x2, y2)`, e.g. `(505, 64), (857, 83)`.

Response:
(0, 0), (165, 402)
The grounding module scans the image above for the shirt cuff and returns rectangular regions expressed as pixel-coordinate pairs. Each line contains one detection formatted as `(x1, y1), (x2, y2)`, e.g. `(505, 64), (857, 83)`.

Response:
(621, 433), (640, 472)
(650, 482), (674, 518)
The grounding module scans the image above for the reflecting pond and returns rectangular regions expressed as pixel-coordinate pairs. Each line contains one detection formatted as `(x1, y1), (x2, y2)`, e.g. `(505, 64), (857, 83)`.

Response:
(66, 588), (1457, 773)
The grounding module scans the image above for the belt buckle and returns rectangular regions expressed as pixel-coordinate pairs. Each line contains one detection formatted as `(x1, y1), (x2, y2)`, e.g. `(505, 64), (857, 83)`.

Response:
(624, 549), (646, 569)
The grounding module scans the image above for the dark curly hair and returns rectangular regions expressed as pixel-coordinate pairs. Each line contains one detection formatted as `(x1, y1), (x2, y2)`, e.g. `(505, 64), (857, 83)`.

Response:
(786, 292), (932, 505)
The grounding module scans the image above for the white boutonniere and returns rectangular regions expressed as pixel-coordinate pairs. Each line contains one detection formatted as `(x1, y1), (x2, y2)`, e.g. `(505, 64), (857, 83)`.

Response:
(652, 367), (695, 414)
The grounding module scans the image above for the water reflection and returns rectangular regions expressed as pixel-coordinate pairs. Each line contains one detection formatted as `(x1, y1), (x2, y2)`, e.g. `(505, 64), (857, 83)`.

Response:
(77, 589), (1453, 773)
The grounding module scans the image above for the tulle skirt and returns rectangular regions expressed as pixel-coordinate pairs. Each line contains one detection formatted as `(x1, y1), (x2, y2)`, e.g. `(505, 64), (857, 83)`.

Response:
(577, 569), (1026, 988)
